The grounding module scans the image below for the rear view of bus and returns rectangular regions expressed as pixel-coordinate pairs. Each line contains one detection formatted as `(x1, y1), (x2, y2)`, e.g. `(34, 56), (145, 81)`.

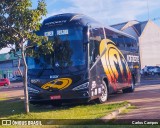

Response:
(27, 13), (91, 104)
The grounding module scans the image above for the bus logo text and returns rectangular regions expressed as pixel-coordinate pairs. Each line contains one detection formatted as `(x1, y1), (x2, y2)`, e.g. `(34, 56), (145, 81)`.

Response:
(127, 55), (139, 63)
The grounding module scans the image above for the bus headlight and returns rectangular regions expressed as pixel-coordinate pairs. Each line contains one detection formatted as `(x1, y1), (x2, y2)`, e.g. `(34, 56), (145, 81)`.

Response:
(28, 87), (39, 93)
(72, 82), (89, 91)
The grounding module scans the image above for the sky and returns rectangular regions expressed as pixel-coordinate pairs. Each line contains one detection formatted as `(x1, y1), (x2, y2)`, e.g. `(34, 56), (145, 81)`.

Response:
(39, 0), (160, 26)
(1, 0), (160, 54)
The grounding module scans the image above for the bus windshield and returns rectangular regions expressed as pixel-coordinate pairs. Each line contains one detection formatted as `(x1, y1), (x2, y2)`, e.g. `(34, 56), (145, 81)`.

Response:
(27, 27), (86, 73)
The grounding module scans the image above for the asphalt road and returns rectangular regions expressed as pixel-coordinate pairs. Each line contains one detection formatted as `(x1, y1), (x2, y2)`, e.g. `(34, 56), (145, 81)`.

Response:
(0, 80), (160, 120)
(107, 80), (160, 119)
(0, 82), (24, 99)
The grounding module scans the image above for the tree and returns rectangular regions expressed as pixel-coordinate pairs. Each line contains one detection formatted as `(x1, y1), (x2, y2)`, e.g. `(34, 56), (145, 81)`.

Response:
(0, 0), (53, 113)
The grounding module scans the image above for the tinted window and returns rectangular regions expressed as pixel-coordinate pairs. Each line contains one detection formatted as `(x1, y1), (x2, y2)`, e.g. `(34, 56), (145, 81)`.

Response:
(27, 27), (86, 70)
(106, 28), (138, 52)
(0, 79), (4, 81)
(89, 27), (103, 65)
(105, 29), (125, 49)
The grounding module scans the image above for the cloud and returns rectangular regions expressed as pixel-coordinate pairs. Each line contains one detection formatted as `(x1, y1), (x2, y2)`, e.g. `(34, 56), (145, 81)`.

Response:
(46, 0), (160, 25)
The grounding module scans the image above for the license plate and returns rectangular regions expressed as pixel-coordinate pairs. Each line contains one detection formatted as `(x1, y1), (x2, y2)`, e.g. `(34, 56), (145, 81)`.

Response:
(50, 95), (61, 100)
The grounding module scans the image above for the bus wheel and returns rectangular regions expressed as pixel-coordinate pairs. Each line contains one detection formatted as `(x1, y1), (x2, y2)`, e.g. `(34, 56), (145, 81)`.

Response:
(95, 81), (108, 103)
(122, 78), (135, 93)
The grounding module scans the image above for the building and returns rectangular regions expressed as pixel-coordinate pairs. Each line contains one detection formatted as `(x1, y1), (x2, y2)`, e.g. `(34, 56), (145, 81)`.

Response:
(0, 52), (23, 79)
(111, 20), (160, 69)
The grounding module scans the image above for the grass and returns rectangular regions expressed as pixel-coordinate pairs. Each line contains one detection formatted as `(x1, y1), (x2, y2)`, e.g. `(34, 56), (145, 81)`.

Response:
(0, 99), (128, 119)
(0, 99), (129, 127)
(0, 99), (158, 128)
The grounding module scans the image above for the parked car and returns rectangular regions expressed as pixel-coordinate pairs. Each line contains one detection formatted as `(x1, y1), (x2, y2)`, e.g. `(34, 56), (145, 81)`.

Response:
(10, 76), (23, 82)
(148, 66), (160, 75)
(0, 78), (10, 86)
(142, 66), (160, 75)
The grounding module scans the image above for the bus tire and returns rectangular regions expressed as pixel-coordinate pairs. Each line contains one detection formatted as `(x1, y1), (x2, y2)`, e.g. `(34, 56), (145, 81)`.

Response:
(95, 81), (108, 104)
(122, 77), (135, 93)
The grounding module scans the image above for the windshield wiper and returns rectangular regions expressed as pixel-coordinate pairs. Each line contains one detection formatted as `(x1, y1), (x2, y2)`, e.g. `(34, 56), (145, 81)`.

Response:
(37, 64), (47, 78)
(60, 66), (75, 75)
(37, 64), (54, 78)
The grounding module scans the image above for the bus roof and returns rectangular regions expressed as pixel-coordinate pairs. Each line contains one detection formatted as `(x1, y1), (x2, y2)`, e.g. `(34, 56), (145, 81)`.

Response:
(106, 26), (137, 40)
(42, 13), (88, 26)
(42, 13), (136, 40)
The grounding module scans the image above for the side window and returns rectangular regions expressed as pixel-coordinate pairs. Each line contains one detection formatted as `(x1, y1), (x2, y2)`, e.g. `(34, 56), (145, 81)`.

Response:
(89, 38), (95, 65)
(105, 28), (139, 53)
(133, 39), (139, 53)
(130, 38), (135, 52)
(89, 27), (103, 65)
(105, 29), (120, 47)
(117, 36), (125, 50)
(128, 38), (138, 53)
(124, 37), (132, 51)
(0, 79), (4, 81)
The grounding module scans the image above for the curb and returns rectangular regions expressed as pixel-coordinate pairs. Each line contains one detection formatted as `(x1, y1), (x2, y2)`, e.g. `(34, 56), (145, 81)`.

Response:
(7, 86), (23, 89)
(5, 97), (24, 102)
(0, 85), (24, 90)
(100, 103), (131, 122)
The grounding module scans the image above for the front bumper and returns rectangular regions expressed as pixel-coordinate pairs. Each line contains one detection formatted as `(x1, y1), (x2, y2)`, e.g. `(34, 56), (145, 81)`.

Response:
(29, 89), (90, 104)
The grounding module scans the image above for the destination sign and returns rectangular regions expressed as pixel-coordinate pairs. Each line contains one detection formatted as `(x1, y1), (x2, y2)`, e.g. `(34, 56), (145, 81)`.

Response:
(44, 31), (54, 36)
(57, 29), (68, 35)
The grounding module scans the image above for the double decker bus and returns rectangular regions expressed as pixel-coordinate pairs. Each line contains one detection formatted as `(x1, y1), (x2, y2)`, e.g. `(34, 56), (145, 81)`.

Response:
(27, 13), (140, 105)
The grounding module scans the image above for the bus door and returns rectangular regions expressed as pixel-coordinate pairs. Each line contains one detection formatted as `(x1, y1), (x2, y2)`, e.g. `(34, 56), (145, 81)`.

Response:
(89, 27), (104, 99)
